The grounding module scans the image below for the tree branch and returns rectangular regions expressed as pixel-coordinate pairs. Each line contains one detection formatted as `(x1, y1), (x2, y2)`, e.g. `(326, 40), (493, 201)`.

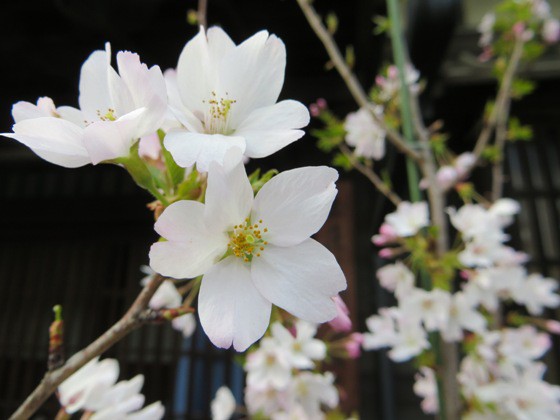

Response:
(473, 38), (525, 162)
(9, 275), (166, 420)
(197, 0), (208, 28)
(339, 144), (402, 206)
(295, 0), (421, 162)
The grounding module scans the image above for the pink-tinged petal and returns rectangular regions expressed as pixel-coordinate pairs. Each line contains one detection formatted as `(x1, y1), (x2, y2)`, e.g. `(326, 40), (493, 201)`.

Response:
(236, 100), (310, 158)
(150, 201), (228, 279)
(115, 51), (168, 136)
(176, 27), (235, 116)
(79, 46), (113, 119)
(205, 160), (253, 231)
(251, 239), (346, 323)
(199, 257), (271, 351)
(252, 166), (338, 247)
(219, 31), (286, 127)
(83, 108), (145, 164)
(164, 131), (245, 172)
(126, 401), (165, 420)
(12, 97), (57, 123)
(4, 117), (90, 168)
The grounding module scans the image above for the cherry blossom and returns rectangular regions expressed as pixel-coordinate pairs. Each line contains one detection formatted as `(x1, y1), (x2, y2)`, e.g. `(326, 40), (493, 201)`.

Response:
(271, 321), (326, 369)
(149, 161), (346, 351)
(211, 386), (236, 420)
(384, 201), (429, 237)
(413, 367), (438, 414)
(164, 27), (310, 171)
(4, 44), (167, 167)
(344, 106), (386, 160)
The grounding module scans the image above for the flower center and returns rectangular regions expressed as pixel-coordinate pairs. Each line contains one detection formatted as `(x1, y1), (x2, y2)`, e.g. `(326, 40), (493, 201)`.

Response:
(228, 218), (268, 262)
(202, 91), (237, 134)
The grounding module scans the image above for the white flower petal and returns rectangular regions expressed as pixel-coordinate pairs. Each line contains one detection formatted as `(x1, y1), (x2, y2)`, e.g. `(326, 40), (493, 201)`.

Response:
(252, 166), (338, 246)
(199, 257), (271, 351)
(4, 117), (90, 168)
(205, 160), (254, 231)
(126, 401), (165, 420)
(12, 97), (57, 123)
(82, 108), (146, 164)
(219, 31), (286, 127)
(115, 51), (167, 136)
(79, 46), (113, 119)
(236, 100), (309, 158)
(176, 27), (235, 115)
(164, 131), (245, 172)
(150, 201), (228, 279)
(251, 239), (346, 323)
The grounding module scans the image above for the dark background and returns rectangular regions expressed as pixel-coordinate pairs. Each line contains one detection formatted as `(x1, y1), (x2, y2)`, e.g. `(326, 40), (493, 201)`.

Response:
(1, 0), (560, 418)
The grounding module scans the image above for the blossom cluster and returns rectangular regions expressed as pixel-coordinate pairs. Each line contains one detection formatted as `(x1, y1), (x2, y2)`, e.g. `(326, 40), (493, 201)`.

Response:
(3, 26), (347, 354)
(478, 0), (560, 60)
(363, 198), (560, 415)
(211, 298), (362, 420)
(57, 357), (164, 419)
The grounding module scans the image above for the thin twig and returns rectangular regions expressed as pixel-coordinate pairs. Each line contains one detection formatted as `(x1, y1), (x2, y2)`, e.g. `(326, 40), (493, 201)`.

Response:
(197, 0), (208, 28)
(473, 38), (525, 162)
(339, 144), (402, 206)
(9, 275), (166, 420)
(295, 0), (421, 162)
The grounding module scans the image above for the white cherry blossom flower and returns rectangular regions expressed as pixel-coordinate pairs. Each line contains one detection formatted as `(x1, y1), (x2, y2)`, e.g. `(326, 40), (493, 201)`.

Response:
(4, 44), (167, 167)
(271, 321), (326, 369)
(362, 308), (399, 350)
(377, 261), (415, 297)
(478, 13), (495, 47)
(344, 107), (386, 160)
(288, 372), (339, 419)
(441, 291), (486, 342)
(58, 357), (119, 414)
(164, 27), (310, 171)
(245, 383), (290, 416)
(413, 367), (438, 414)
(172, 313), (197, 338)
(384, 201), (429, 237)
(401, 288), (451, 332)
(211, 386), (236, 420)
(149, 162), (346, 351)
(511, 273), (560, 315)
(58, 357), (163, 419)
(245, 338), (293, 390)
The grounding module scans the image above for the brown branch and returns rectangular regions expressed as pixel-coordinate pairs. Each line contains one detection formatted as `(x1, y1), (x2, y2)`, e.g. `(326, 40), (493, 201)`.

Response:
(339, 144), (402, 206)
(295, 0), (421, 162)
(197, 0), (208, 28)
(473, 38), (525, 162)
(9, 275), (166, 420)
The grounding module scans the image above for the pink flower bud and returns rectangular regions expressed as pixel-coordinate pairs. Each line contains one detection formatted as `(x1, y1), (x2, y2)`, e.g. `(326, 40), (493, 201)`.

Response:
(345, 333), (364, 359)
(375, 75), (386, 88)
(543, 19), (560, 43)
(316, 98), (328, 109)
(379, 223), (397, 238)
(329, 295), (352, 332)
(387, 65), (398, 80)
(513, 22), (526, 37)
(378, 248), (394, 259)
(546, 320), (560, 334)
(459, 270), (471, 280)
(310, 104), (320, 117)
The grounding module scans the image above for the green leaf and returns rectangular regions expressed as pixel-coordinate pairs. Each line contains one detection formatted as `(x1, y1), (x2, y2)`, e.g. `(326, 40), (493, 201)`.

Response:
(345, 45), (355, 69)
(326, 12), (338, 35)
(507, 117), (533, 141)
(159, 130), (186, 190)
(372, 15), (390, 35)
(248, 168), (278, 193)
(511, 78), (536, 99)
(333, 152), (353, 171)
